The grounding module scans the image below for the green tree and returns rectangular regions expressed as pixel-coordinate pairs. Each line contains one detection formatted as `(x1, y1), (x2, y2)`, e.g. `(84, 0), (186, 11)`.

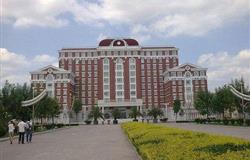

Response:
(148, 107), (164, 123)
(194, 91), (213, 118)
(88, 106), (103, 124)
(72, 99), (82, 121)
(173, 99), (181, 120)
(111, 108), (121, 124)
(129, 107), (142, 121)
(212, 85), (235, 119)
(1, 81), (32, 120)
(35, 96), (55, 124)
(48, 98), (60, 124)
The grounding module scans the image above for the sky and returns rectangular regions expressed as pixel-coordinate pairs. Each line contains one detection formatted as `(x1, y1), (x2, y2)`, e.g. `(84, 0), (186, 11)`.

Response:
(0, 0), (250, 91)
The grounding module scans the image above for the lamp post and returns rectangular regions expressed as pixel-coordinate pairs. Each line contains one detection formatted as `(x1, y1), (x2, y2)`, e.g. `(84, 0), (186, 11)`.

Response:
(32, 86), (36, 131)
(240, 81), (246, 125)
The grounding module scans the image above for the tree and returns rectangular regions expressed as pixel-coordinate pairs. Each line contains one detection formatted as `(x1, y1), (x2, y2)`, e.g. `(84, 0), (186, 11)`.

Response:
(88, 106), (103, 124)
(212, 85), (235, 119)
(35, 96), (61, 124)
(194, 91), (213, 119)
(48, 98), (60, 124)
(173, 99), (181, 120)
(72, 99), (82, 121)
(148, 107), (164, 123)
(129, 107), (142, 121)
(111, 108), (121, 124)
(230, 78), (250, 124)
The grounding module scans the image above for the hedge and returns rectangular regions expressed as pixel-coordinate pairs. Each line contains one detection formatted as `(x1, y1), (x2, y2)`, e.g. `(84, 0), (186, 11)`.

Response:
(122, 122), (250, 160)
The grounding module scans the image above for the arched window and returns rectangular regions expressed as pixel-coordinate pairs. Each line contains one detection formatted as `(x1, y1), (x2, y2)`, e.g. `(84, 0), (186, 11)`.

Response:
(185, 71), (192, 78)
(103, 58), (109, 64)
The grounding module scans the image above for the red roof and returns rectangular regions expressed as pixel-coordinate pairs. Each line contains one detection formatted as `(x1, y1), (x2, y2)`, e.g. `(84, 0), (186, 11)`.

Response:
(98, 38), (139, 46)
(124, 39), (139, 46)
(98, 39), (114, 46)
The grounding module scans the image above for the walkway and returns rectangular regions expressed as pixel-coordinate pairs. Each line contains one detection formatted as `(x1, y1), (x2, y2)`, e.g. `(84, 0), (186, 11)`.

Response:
(0, 125), (140, 160)
(166, 123), (250, 140)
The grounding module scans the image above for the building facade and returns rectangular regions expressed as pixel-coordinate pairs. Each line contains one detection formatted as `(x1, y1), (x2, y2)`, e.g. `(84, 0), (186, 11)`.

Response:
(163, 63), (207, 120)
(30, 38), (207, 122)
(30, 65), (75, 123)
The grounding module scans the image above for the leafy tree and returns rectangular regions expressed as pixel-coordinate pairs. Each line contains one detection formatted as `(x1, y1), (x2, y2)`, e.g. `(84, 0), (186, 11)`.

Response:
(35, 96), (60, 124)
(48, 98), (60, 124)
(111, 108), (121, 124)
(173, 99), (181, 120)
(111, 108), (121, 120)
(88, 106), (103, 124)
(230, 78), (250, 117)
(194, 91), (213, 118)
(129, 107), (142, 121)
(72, 99), (82, 121)
(148, 107), (164, 123)
(1, 81), (32, 120)
(212, 85), (235, 119)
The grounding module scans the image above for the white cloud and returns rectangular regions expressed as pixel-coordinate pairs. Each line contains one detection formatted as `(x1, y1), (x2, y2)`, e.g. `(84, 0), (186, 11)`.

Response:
(2, 0), (72, 28)
(97, 33), (108, 42)
(33, 54), (57, 63)
(0, 48), (57, 88)
(197, 49), (250, 91)
(2, 0), (249, 38)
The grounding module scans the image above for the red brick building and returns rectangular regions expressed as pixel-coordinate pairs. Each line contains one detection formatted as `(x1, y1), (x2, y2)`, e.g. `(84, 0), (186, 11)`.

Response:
(163, 63), (207, 120)
(30, 38), (207, 122)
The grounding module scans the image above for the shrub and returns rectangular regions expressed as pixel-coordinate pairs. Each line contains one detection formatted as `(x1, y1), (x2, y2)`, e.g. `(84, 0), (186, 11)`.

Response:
(237, 119), (243, 125)
(122, 122), (250, 160)
(160, 118), (168, 123)
(56, 123), (65, 128)
(45, 124), (55, 129)
(0, 123), (7, 137)
(84, 120), (91, 125)
(194, 118), (200, 123)
(246, 119), (250, 126)
(230, 119), (235, 125)
(216, 119), (221, 123)
(223, 119), (229, 125)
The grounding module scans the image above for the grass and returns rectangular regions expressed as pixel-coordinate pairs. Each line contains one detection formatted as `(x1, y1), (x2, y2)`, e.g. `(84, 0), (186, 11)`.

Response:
(121, 122), (250, 160)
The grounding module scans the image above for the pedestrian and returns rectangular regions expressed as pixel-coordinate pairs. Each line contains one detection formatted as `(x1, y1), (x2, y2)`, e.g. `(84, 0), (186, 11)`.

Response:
(8, 121), (15, 144)
(25, 121), (32, 143)
(17, 119), (26, 144)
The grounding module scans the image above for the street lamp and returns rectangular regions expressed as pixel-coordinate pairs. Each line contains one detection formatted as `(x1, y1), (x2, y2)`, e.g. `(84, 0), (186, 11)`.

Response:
(32, 86), (36, 131)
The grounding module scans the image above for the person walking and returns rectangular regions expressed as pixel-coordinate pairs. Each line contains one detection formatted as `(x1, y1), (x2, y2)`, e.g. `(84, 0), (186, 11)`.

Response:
(25, 121), (32, 143)
(17, 119), (26, 144)
(8, 121), (15, 144)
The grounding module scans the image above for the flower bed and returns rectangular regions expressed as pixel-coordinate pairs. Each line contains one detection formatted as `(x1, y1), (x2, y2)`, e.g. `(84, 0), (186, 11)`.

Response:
(121, 122), (250, 160)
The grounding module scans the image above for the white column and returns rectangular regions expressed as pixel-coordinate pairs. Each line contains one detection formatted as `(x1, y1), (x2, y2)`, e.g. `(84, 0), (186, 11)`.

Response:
(102, 106), (104, 114)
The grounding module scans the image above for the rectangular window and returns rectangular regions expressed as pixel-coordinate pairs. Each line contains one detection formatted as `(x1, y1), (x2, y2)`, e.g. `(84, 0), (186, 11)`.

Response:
(130, 71), (136, 76)
(130, 78), (136, 83)
(117, 85), (123, 90)
(117, 78), (123, 83)
(104, 85), (109, 90)
(130, 84), (136, 90)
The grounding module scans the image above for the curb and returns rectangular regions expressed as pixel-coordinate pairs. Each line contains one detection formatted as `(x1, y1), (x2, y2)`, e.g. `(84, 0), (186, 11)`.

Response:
(0, 126), (71, 142)
(120, 125), (143, 160)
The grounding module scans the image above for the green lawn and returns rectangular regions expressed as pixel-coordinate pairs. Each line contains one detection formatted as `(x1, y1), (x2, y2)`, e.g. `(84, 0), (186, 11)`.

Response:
(121, 122), (250, 160)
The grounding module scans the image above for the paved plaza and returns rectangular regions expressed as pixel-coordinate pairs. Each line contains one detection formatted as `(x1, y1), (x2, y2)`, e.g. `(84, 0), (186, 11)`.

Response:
(0, 125), (140, 160)
(166, 123), (250, 140)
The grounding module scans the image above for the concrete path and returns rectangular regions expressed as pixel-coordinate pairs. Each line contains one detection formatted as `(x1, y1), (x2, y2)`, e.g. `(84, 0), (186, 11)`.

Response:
(166, 123), (250, 140)
(0, 125), (140, 160)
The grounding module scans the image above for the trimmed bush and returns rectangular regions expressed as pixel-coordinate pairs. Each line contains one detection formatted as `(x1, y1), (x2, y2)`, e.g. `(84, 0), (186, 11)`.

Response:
(223, 119), (229, 125)
(122, 122), (250, 160)
(246, 119), (250, 126)
(0, 123), (7, 137)
(230, 119), (235, 125)
(84, 120), (91, 125)
(194, 118), (200, 124)
(237, 119), (244, 125)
